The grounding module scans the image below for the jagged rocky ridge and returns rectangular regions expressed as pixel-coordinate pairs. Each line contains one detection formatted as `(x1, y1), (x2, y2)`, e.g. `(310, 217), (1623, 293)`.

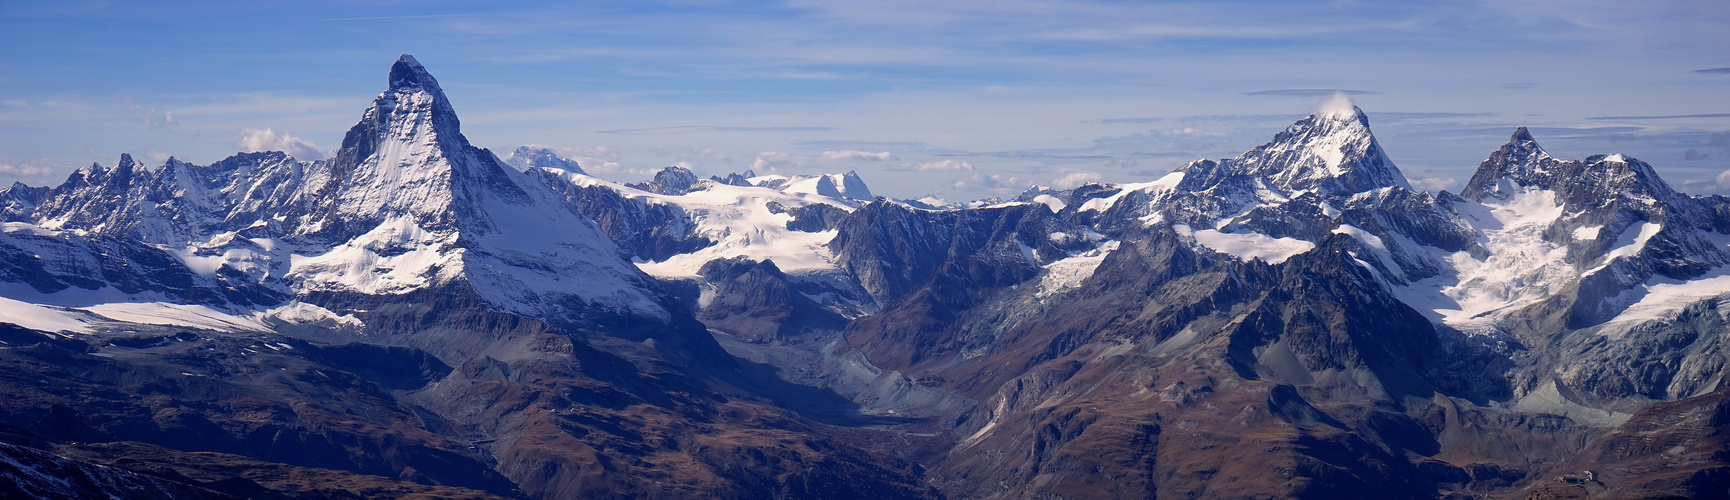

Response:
(3, 56), (1730, 499)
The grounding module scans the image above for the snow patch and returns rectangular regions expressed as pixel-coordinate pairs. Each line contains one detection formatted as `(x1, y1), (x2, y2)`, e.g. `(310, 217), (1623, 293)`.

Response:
(1077, 172), (1184, 213)
(0, 296), (89, 333)
(1332, 224), (1405, 280)
(84, 302), (270, 332)
(262, 302), (364, 329)
(1177, 224), (1315, 264)
(1600, 222), (1662, 265)
(1031, 194), (1066, 213)
(1320, 202), (1340, 218)
(1034, 241), (1119, 298)
(289, 217), (461, 295)
(1601, 233), (1730, 331)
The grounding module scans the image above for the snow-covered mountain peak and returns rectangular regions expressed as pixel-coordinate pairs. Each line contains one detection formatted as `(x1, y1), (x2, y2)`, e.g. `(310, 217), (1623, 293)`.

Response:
(631, 166), (700, 195)
(504, 146), (586, 174)
(1190, 105), (1412, 198)
(312, 54), (531, 238)
(836, 170), (875, 200)
(1462, 127), (1556, 201)
(1462, 128), (1681, 209)
(746, 171), (876, 202)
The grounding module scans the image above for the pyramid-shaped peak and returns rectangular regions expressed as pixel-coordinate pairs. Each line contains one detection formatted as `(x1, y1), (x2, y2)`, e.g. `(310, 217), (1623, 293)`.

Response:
(1509, 126), (1536, 144)
(1484, 127), (1550, 163)
(1463, 130), (1547, 200)
(389, 54), (444, 95)
(1210, 102), (1409, 195)
(1502, 127), (1548, 160)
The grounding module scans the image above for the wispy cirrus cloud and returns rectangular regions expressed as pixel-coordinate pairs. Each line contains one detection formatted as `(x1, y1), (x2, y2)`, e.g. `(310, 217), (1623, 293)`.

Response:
(125, 100), (177, 129)
(1587, 113), (1730, 120)
(913, 159), (972, 171)
(818, 150), (895, 162)
(598, 125), (838, 135)
(1243, 89), (1381, 97)
(748, 149), (896, 172)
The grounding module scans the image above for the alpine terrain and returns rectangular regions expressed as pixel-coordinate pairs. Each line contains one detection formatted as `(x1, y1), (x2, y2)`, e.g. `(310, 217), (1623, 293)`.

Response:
(1, 56), (1727, 499)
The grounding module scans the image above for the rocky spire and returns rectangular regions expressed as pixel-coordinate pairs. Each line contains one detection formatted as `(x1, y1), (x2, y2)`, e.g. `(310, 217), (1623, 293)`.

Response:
(1461, 127), (1553, 200)
(388, 55), (443, 95)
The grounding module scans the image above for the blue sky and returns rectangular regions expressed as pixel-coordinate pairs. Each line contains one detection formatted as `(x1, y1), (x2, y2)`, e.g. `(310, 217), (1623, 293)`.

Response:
(2, 0), (1727, 200)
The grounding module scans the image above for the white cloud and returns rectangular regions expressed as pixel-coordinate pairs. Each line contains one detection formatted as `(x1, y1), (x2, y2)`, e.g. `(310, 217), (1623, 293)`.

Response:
(915, 159), (973, 171)
(554, 145), (620, 161)
(1052, 171), (1103, 189)
(550, 145), (626, 174)
(692, 147), (731, 162)
(1315, 91), (1357, 119)
(953, 173), (1026, 193)
(126, 100), (178, 129)
(238, 128), (325, 160)
(1409, 176), (1461, 193)
(0, 161), (56, 177)
(750, 151), (797, 172)
(819, 150), (896, 162)
(748, 150), (895, 173)
(1715, 170), (1730, 190)
(1162, 127), (1223, 138)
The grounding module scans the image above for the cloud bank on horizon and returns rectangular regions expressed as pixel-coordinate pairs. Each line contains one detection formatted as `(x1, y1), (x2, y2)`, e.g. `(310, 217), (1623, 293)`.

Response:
(1, 0), (1727, 199)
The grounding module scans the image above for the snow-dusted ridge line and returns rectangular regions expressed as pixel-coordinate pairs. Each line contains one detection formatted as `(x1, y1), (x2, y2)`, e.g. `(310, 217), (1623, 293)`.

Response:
(1077, 172), (1185, 213)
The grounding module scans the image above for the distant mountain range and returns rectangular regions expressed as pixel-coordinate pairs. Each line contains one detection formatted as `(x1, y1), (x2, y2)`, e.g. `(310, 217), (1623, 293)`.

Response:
(2, 55), (1726, 500)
